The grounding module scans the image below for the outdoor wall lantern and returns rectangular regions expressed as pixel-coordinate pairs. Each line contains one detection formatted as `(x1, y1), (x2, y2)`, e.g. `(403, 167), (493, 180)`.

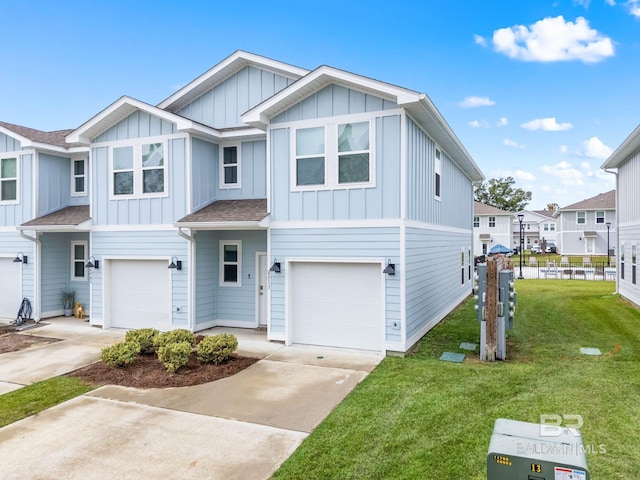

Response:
(383, 259), (396, 275)
(269, 259), (281, 273)
(168, 256), (182, 270)
(85, 256), (99, 269)
(13, 252), (27, 264)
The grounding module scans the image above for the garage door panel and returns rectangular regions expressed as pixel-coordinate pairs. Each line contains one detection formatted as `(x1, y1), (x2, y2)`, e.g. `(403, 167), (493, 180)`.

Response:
(0, 258), (21, 319)
(291, 262), (382, 351)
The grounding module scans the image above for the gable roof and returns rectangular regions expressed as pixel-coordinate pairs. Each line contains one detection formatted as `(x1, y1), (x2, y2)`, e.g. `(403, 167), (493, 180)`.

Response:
(176, 199), (268, 230)
(243, 64), (483, 181)
(558, 190), (615, 212)
(474, 201), (513, 216)
(18, 205), (91, 231)
(158, 50), (309, 113)
(0, 121), (79, 153)
(602, 123), (640, 169)
(531, 209), (556, 219)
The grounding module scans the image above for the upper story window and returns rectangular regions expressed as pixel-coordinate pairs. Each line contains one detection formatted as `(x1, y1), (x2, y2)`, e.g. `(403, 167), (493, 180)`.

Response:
(544, 224), (549, 231)
(550, 223), (555, 231)
(435, 149), (442, 199)
(527, 224), (531, 230)
(72, 158), (86, 196)
(577, 211), (586, 224)
(220, 145), (241, 189)
(220, 241), (242, 287)
(293, 118), (373, 190)
(596, 211), (605, 224)
(489, 216), (496, 228)
(111, 141), (165, 198)
(71, 241), (88, 281)
(473, 216), (479, 228)
(0, 156), (17, 202)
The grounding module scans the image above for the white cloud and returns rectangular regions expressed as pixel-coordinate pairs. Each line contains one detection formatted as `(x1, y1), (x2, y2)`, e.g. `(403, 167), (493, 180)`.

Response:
(491, 169), (536, 182)
(521, 117), (573, 131)
(630, 0), (640, 17)
(580, 161), (591, 169)
(492, 16), (614, 63)
(583, 136), (613, 158)
(503, 138), (524, 149)
(469, 119), (490, 128)
(474, 34), (487, 47)
(459, 96), (495, 108)
(497, 117), (508, 127)
(605, 0), (616, 5)
(540, 161), (585, 187)
(573, 0), (591, 7)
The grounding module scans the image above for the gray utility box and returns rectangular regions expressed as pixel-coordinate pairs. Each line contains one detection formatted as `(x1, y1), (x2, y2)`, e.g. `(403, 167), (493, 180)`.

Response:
(487, 418), (590, 480)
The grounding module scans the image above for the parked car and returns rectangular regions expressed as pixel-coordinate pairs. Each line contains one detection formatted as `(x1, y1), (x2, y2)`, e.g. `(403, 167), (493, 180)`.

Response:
(545, 243), (557, 253)
(530, 245), (542, 254)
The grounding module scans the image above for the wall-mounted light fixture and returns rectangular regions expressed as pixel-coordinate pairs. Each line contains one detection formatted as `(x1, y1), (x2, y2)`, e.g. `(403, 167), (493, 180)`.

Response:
(13, 252), (27, 264)
(382, 259), (395, 275)
(168, 256), (182, 270)
(269, 259), (281, 273)
(85, 256), (99, 269)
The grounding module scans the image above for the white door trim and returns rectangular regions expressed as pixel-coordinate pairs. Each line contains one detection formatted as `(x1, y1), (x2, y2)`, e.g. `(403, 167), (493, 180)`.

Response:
(255, 252), (267, 326)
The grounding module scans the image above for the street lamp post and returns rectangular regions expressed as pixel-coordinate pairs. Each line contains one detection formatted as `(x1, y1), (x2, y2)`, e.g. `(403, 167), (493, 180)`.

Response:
(517, 213), (524, 279)
(606, 221), (612, 267)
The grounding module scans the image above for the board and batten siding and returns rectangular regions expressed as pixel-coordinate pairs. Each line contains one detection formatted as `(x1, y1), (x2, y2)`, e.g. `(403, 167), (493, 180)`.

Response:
(0, 132), (21, 152)
(191, 137), (219, 212)
(93, 111), (177, 143)
(37, 153), (74, 217)
(406, 117), (474, 230)
(269, 114), (401, 222)
(91, 137), (187, 225)
(618, 152), (640, 224)
(405, 227), (471, 346)
(0, 153), (34, 227)
(89, 230), (189, 327)
(268, 227), (401, 343)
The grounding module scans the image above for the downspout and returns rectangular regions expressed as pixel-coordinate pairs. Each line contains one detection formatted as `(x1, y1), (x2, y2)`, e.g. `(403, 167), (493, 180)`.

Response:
(18, 230), (41, 321)
(604, 168), (619, 294)
(177, 227), (196, 331)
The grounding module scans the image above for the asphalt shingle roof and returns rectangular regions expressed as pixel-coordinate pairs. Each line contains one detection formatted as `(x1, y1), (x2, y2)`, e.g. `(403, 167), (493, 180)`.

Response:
(474, 201), (513, 215)
(21, 206), (90, 227)
(0, 121), (73, 148)
(177, 199), (268, 224)
(559, 190), (615, 211)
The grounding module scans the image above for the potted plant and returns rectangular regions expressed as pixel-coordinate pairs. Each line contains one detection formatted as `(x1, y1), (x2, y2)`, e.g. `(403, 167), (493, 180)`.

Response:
(60, 290), (75, 317)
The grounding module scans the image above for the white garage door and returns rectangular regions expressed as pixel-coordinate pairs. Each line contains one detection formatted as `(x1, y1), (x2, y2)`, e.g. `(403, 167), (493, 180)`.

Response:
(290, 262), (383, 351)
(108, 260), (171, 330)
(0, 258), (21, 319)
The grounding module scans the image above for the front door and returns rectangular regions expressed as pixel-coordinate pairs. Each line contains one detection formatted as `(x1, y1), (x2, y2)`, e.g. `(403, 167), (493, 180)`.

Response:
(586, 237), (595, 254)
(257, 253), (268, 326)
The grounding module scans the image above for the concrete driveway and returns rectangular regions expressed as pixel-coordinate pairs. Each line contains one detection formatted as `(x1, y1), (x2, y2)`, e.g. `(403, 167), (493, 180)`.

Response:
(0, 322), (382, 480)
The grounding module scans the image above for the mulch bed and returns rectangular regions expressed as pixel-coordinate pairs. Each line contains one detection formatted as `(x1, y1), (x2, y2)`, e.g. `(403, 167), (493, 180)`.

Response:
(0, 333), (62, 354)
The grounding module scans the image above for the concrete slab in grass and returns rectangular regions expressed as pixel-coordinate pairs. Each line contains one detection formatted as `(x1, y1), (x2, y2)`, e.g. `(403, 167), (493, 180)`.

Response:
(460, 342), (477, 351)
(580, 347), (602, 356)
(440, 352), (466, 363)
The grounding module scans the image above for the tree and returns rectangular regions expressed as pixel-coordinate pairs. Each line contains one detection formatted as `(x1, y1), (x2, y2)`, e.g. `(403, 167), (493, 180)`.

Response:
(546, 203), (559, 212)
(473, 176), (532, 212)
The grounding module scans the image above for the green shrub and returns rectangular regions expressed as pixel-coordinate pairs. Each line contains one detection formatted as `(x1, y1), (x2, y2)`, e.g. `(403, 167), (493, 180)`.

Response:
(125, 328), (159, 354)
(157, 341), (192, 373)
(101, 341), (140, 368)
(197, 333), (238, 364)
(153, 329), (196, 350)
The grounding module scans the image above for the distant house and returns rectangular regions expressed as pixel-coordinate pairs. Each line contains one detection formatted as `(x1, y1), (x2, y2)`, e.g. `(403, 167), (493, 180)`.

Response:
(555, 190), (616, 256)
(473, 202), (513, 256)
(511, 209), (557, 251)
(602, 124), (640, 305)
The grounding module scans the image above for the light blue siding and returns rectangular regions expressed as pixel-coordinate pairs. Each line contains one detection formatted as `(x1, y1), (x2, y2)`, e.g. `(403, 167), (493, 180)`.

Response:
(37, 153), (72, 216)
(92, 138), (187, 225)
(90, 230), (189, 326)
(0, 132), (21, 152)
(217, 140), (267, 200)
(269, 114), (401, 222)
(0, 153), (33, 227)
(194, 230), (267, 327)
(178, 66), (296, 129)
(93, 111), (177, 143)
(268, 227), (401, 341)
(406, 117), (474, 230)
(0, 233), (35, 305)
(191, 137), (219, 212)
(272, 85), (398, 123)
(405, 227), (471, 341)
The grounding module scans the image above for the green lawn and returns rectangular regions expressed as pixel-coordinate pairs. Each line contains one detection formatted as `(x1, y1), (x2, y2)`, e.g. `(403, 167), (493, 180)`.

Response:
(273, 280), (640, 479)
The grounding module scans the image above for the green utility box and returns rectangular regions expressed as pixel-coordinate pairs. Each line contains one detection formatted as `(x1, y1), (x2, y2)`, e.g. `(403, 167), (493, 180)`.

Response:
(487, 418), (590, 480)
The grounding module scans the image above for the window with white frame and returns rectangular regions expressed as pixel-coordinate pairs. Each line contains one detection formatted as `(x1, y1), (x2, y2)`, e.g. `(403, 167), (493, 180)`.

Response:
(596, 211), (605, 224)
(550, 223), (555, 231)
(435, 148), (442, 199)
(489, 216), (496, 228)
(621, 243), (625, 280)
(220, 145), (240, 188)
(293, 119), (373, 190)
(111, 141), (165, 197)
(473, 216), (479, 228)
(633, 244), (637, 285)
(220, 241), (242, 286)
(0, 157), (17, 202)
(544, 224), (549, 231)
(71, 241), (88, 281)
(72, 159), (86, 195)
(577, 211), (586, 224)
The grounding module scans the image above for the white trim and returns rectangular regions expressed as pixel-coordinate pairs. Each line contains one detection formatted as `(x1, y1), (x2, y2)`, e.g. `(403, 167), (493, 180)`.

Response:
(91, 224), (178, 232)
(268, 218), (471, 235)
(219, 240), (242, 287)
(219, 143), (242, 189)
(70, 240), (89, 282)
(255, 251), (267, 327)
(0, 154), (19, 205)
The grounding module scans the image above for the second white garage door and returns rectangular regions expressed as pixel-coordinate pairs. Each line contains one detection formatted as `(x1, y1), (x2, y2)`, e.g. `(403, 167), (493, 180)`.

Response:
(108, 260), (171, 330)
(0, 258), (22, 319)
(290, 262), (383, 351)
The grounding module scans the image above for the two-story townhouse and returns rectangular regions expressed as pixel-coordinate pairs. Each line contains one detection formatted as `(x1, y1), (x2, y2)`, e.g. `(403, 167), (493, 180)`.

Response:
(555, 190), (616, 256)
(15, 51), (482, 354)
(511, 209), (557, 251)
(0, 121), (89, 320)
(473, 202), (513, 256)
(602, 124), (640, 305)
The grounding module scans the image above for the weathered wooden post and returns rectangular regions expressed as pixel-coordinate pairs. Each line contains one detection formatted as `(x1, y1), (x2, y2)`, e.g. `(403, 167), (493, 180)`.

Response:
(477, 255), (512, 362)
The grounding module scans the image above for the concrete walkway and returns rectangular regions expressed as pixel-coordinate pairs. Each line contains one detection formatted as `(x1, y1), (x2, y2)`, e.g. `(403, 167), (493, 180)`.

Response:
(0, 322), (382, 479)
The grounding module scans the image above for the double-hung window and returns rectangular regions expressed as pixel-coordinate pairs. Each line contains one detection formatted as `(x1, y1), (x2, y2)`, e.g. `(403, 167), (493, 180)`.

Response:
(577, 211), (586, 224)
(621, 243), (625, 280)
(338, 121), (370, 184)
(633, 244), (637, 285)
(71, 241), (88, 281)
(596, 211), (605, 224)
(473, 216), (479, 228)
(489, 216), (496, 228)
(0, 157), (17, 202)
(220, 145), (241, 188)
(72, 159), (86, 196)
(544, 224), (549, 231)
(220, 241), (242, 287)
(435, 149), (442, 199)
(296, 126), (326, 186)
(112, 141), (165, 197)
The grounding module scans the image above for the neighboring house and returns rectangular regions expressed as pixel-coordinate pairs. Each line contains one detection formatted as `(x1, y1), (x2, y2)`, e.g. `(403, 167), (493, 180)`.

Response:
(473, 202), (513, 256)
(5, 50), (484, 354)
(511, 209), (557, 250)
(555, 190), (616, 256)
(602, 124), (640, 306)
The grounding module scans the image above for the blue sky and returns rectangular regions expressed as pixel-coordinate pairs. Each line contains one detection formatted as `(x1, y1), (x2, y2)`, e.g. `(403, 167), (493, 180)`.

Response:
(1, 0), (638, 209)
